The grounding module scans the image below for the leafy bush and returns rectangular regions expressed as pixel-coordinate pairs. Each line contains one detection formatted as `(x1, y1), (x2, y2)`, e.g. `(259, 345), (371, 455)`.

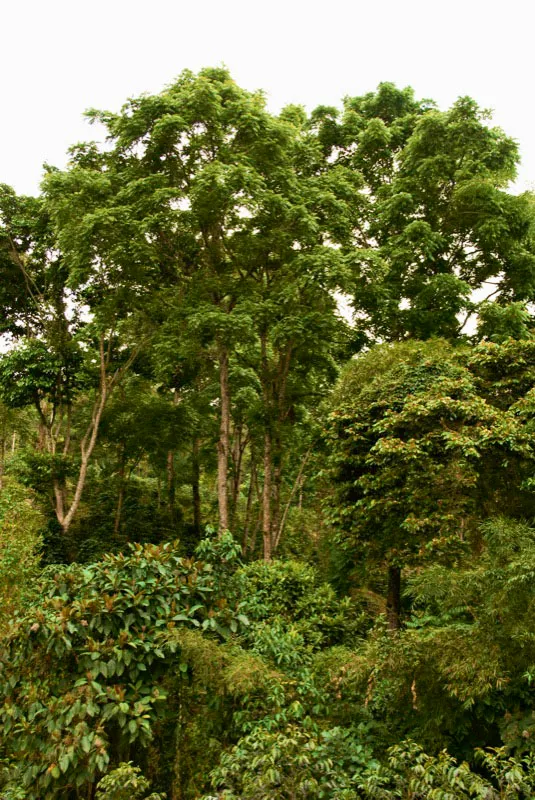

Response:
(334, 518), (535, 755)
(231, 559), (367, 652)
(206, 723), (376, 800)
(0, 539), (244, 799)
(361, 740), (535, 799)
(96, 762), (165, 800)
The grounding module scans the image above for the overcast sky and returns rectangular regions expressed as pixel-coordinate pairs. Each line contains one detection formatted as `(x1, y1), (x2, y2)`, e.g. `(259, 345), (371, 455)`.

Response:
(2, 0), (534, 196)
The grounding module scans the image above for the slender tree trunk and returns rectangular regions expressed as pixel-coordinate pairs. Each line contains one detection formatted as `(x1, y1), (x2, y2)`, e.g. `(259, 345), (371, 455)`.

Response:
(267, 343), (293, 555)
(230, 424), (243, 528)
(248, 464), (262, 557)
(114, 445), (127, 538)
(217, 348), (230, 533)
(53, 479), (65, 523)
(114, 483), (125, 539)
(167, 450), (176, 518)
(60, 393), (107, 533)
(60, 335), (116, 533)
(274, 448), (312, 552)
(259, 329), (274, 559)
(85, 780), (97, 800)
(37, 421), (46, 452)
(11, 431), (16, 454)
(386, 566), (401, 631)
(262, 431), (272, 561)
(167, 388), (180, 524)
(192, 437), (201, 536)
(243, 456), (256, 554)
(271, 412), (284, 545)
(271, 453), (282, 550)
(63, 404), (72, 455)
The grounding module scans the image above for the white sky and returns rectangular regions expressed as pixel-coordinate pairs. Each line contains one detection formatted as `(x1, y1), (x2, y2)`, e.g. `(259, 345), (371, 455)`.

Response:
(1, 0), (534, 197)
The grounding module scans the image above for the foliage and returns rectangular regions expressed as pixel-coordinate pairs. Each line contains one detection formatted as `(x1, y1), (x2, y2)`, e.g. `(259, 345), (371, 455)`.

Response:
(2, 70), (535, 800)
(0, 539), (244, 798)
(231, 559), (368, 652)
(0, 479), (43, 633)
(206, 723), (375, 800)
(327, 338), (535, 625)
(361, 740), (535, 799)
(477, 301), (532, 343)
(327, 519), (535, 757)
(96, 762), (165, 800)
(318, 91), (535, 342)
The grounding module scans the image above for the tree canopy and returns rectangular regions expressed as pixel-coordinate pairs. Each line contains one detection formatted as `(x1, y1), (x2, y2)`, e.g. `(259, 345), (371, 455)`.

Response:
(1, 68), (535, 799)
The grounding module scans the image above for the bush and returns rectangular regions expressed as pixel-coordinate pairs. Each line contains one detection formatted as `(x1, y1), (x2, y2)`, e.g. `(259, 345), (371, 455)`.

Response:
(0, 539), (245, 799)
(231, 559), (368, 652)
(96, 762), (165, 800)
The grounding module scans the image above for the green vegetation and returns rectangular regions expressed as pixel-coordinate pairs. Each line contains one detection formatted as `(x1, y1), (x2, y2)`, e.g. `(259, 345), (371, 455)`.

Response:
(1, 67), (535, 797)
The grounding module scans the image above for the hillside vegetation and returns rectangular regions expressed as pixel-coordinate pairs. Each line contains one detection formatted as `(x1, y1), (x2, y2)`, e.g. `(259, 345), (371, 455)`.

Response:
(1, 68), (535, 798)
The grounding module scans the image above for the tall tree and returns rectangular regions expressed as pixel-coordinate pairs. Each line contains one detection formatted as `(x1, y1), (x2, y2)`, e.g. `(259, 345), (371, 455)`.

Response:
(0, 184), (143, 539)
(313, 86), (535, 342)
(46, 68), (359, 550)
(327, 338), (535, 628)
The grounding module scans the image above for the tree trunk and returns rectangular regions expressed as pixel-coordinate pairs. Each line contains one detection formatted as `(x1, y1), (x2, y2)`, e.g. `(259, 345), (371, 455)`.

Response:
(167, 450), (176, 518)
(262, 430), (272, 561)
(37, 421), (46, 452)
(230, 424), (244, 528)
(271, 454), (282, 550)
(386, 566), (401, 631)
(192, 437), (201, 536)
(217, 348), (230, 533)
(53, 479), (66, 523)
(60, 335), (112, 533)
(274, 448), (312, 552)
(243, 457), (256, 554)
(259, 329), (274, 560)
(114, 445), (127, 538)
(167, 388), (180, 525)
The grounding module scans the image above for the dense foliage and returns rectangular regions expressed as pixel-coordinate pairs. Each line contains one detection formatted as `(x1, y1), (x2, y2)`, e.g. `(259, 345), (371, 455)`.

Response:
(1, 68), (535, 798)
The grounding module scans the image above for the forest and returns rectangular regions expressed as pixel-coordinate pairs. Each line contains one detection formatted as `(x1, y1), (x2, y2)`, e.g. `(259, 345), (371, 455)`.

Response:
(2, 66), (535, 798)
